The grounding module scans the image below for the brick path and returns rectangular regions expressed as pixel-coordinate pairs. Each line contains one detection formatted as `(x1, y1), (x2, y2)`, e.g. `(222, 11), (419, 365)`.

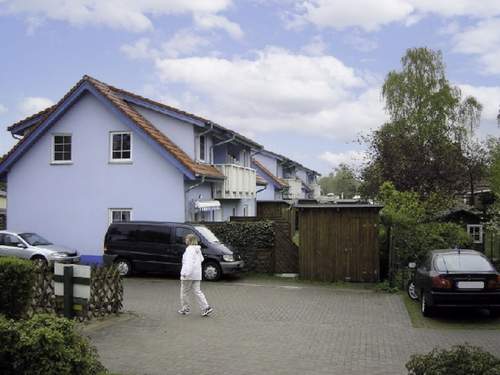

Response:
(87, 277), (500, 375)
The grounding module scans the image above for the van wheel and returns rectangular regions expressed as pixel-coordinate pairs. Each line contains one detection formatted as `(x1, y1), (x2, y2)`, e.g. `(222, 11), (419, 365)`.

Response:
(203, 262), (221, 281)
(115, 258), (132, 277)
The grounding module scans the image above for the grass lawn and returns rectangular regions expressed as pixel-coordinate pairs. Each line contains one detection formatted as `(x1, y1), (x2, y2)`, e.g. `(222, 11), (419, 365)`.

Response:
(402, 294), (500, 330)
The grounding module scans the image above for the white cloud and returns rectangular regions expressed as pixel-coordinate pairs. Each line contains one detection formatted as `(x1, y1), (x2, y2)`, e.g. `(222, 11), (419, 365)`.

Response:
(0, 0), (239, 36)
(301, 35), (327, 56)
(193, 13), (243, 40)
(153, 47), (386, 141)
(19, 97), (54, 116)
(0, 104), (7, 114)
(120, 38), (156, 60)
(459, 84), (500, 123)
(162, 29), (211, 58)
(452, 18), (500, 75)
(290, 0), (500, 31)
(319, 150), (367, 169)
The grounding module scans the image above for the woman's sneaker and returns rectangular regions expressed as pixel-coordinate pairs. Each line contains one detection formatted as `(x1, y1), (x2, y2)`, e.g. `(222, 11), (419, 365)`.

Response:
(202, 306), (214, 317)
(178, 307), (190, 315)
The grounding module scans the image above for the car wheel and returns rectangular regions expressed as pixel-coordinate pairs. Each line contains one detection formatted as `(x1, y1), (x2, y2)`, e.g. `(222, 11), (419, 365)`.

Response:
(421, 291), (433, 317)
(31, 256), (48, 268)
(114, 258), (132, 277)
(203, 262), (221, 281)
(407, 281), (418, 301)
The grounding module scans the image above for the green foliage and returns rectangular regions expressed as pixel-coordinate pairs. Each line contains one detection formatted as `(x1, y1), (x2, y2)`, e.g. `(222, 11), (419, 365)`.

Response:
(406, 344), (500, 375)
(489, 139), (500, 197)
(0, 257), (35, 319)
(0, 314), (108, 375)
(374, 280), (399, 294)
(205, 221), (274, 250)
(319, 163), (360, 198)
(362, 47), (486, 198)
(377, 182), (471, 265)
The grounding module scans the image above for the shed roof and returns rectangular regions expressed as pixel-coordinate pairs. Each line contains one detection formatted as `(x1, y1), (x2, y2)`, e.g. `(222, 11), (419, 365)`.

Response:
(295, 204), (383, 209)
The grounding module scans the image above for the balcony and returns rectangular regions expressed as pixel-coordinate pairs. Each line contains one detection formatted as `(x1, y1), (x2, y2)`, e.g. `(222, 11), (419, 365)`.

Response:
(213, 164), (256, 199)
(309, 182), (321, 199)
(282, 178), (303, 200)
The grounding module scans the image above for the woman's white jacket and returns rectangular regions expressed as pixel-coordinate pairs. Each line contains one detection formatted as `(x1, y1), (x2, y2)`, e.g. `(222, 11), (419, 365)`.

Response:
(180, 245), (204, 281)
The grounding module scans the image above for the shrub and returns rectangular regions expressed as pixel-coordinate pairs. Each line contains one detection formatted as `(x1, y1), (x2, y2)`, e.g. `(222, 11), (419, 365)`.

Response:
(406, 344), (500, 375)
(205, 221), (274, 250)
(0, 257), (35, 319)
(0, 314), (108, 375)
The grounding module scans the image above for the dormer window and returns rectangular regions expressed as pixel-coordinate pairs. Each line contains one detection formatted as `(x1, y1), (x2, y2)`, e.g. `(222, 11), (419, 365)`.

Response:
(52, 134), (72, 164)
(110, 132), (132, 163)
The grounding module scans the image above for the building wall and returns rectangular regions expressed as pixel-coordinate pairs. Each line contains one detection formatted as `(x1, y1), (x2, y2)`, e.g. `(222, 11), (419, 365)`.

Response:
(254, 153), (277, 175)
(7, 93), (185, 262)
(220, 198), (256, 221)
(185, 182), (223, 222)
(133, 105), (196, 160)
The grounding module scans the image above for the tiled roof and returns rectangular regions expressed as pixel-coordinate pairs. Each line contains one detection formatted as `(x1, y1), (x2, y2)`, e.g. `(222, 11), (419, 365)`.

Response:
(1, 75), (224, 180)
(7, 105), (56, 133)
(260, 149), (320, 176)
(252, 158), (288, 189)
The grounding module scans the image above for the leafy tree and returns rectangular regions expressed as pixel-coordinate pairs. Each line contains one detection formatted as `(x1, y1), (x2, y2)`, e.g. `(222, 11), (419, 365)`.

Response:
(361, 48), (485, 198)
(319, 163), (360, 198)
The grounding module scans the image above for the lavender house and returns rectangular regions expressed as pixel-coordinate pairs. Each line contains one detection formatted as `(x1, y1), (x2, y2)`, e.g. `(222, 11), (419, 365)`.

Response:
(252, 150), (321, 201)
(0, 75), (265, 262)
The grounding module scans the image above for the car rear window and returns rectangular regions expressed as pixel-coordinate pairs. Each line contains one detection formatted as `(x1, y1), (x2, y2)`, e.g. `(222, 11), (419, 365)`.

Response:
(434, 253), (494, 272)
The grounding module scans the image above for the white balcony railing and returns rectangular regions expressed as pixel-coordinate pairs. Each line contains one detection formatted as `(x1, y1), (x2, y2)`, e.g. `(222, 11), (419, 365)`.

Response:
(282, 178), (303, 200)
(213, 164), (256, 199)
(309, 182), (321, 199)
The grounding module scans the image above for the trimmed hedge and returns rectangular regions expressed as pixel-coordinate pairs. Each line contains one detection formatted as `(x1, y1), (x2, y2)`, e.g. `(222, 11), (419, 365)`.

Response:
(0, 313), (108, 375)
(0, 257), (35, 319)
(406, 344), (500, 375)
(205, 221), (274, 250)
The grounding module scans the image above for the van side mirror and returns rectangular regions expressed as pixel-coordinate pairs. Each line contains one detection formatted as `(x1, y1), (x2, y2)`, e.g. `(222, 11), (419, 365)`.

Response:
(408, 262), (416, 269)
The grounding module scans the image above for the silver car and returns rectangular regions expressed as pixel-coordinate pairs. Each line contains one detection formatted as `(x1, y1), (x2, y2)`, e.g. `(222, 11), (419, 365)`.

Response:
(0, 231), (80, 266)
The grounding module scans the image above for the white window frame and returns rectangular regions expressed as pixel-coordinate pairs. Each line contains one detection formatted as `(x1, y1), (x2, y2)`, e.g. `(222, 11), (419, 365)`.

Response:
(108, 208), (132, 225)
(51, 133), (73, 164)
(196, 135), (208, 163)
(109, 131), (133, 163)
(467, 224), (483, 244)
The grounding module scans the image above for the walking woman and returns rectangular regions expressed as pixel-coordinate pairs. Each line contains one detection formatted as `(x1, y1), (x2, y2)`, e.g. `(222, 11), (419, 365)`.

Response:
(178, 233), (214, 317)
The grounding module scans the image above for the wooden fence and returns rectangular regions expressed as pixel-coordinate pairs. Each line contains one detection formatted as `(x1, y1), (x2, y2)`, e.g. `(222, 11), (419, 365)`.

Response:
(297, 205), (382, 282)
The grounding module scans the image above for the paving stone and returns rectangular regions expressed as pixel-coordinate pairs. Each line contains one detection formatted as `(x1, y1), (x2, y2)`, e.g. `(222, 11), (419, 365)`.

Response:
(87, 277), (500, 375)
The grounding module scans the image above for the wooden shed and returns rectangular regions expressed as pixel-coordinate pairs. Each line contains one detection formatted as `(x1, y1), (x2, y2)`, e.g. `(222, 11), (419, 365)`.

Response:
(297, 204), (382, 282)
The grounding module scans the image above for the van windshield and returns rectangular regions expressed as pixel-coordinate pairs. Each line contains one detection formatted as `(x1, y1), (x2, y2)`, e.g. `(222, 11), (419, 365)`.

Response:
(195, 226), (220, 244)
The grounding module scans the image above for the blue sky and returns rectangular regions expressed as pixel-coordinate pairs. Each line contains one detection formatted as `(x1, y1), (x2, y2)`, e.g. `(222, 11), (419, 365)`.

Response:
(1, 0), (499, 174)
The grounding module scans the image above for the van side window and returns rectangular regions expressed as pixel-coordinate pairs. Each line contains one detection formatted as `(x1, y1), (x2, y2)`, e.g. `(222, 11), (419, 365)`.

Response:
(175, 228), (195, 245)
(133, 227), (170, 244)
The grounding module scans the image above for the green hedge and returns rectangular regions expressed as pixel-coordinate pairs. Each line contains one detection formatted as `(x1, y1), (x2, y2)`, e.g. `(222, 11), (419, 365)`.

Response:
(0, 257), (35, 319)
(406, 344), (500, 375)
(205, 221), (274, 250)
(0, 314), (108, 375)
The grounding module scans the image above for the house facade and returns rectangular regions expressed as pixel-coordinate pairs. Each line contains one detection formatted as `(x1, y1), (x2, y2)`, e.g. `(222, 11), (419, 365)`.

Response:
(0, 75), (264, 262)
(253, 150), (321, 202)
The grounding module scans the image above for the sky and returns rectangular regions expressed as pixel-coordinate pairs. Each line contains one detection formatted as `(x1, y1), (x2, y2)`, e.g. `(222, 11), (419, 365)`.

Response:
(0, 0), (499, 175)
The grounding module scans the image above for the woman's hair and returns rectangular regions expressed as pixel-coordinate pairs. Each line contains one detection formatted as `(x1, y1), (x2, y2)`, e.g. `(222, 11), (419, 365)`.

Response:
(185, 233), (199, 246)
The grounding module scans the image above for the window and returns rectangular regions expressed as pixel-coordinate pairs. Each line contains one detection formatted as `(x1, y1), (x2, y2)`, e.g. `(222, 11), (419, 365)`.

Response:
(0, 234), (23, 247)
(198, 135), (206, 161)
(133, 226), (171, 244)
(467, 224), (483, 244)
(243, 205), (248, 216)
(52, 134), (72, 163)
(175, 227), (196, 244)
(232, 207), (236, 217)
(109, 209), (132, 224)
(110, 132), (132, 162)
(434, 254), (493, 272)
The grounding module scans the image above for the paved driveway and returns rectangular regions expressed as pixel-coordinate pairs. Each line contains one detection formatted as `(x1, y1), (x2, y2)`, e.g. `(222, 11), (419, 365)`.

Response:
(87, 277), (500, 375)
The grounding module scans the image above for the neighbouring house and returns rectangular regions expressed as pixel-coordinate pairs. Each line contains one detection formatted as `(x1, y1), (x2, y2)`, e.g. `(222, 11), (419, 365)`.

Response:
(0, 75), (268, 263)
(0, 190), (6, 229)
(252, 149), (320, 202)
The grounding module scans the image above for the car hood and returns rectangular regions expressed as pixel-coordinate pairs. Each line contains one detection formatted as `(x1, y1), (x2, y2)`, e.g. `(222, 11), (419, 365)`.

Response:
(37, 244), (78, 256)
(206, 242), (233, 255)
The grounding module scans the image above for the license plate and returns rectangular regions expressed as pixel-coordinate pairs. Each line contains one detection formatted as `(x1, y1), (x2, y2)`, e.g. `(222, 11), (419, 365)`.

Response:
(457, 281), (484, 289)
